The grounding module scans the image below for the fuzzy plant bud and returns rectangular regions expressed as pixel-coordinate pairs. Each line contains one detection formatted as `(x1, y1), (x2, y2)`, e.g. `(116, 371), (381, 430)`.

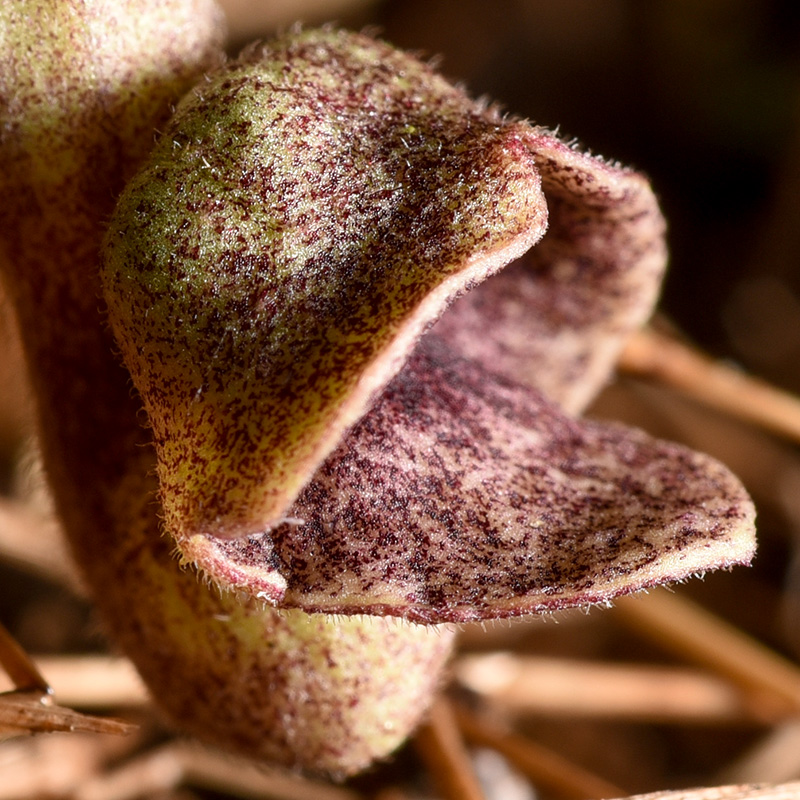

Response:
(102, 28), (549, 552)
(103, 28), (755, 624)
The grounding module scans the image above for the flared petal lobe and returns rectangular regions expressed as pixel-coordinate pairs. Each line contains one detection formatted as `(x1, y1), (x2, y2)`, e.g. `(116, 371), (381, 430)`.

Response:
(199, 336), (755, 622)
(435, 134), (667, 414)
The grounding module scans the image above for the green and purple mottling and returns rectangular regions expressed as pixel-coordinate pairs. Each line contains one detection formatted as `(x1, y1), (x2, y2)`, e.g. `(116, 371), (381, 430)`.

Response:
(2, 11), (755, 777)
(0, 10), (454, 776)
(103, 28), (549, 547)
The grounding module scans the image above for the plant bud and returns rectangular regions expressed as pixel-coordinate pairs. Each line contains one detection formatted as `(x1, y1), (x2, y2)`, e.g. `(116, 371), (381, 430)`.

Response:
(0, 5), (453, 777)
(102, 28), (550, 556)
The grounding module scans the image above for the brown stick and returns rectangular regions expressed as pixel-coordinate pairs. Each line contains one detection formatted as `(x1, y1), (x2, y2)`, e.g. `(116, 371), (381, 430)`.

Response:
(76, 741), (362, 800)
(0, 690), (135, 737)
(0, 620), (49, 693)
(618, 327), (800, 445)
(455, 705), (626, 800)
(456, 653), (773, 725)
(413, 697), (487, 800)
(614, 590), (800, 715)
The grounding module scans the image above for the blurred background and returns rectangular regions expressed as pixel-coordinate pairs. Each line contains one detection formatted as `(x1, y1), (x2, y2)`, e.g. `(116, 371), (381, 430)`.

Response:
(2, 2), (800, 798)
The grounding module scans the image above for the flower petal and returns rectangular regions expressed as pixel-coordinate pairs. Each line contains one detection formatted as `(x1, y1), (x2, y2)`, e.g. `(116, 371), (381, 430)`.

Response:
(189, 335), (756, 622)
(434, 134), (667, 413)
(103, 28), (754, 621)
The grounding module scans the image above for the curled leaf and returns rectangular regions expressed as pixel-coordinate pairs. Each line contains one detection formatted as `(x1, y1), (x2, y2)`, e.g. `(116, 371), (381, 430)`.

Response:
(103, 27), (548, 547)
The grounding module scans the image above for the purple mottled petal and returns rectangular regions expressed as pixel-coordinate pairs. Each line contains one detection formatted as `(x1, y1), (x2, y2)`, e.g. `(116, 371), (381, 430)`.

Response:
(188, 335), (755, 622)
(434, 133), (666, 413)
